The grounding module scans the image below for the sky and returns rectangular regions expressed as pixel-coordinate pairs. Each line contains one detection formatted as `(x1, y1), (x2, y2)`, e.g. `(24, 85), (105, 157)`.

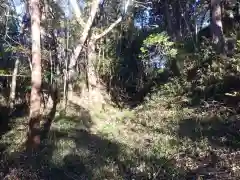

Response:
(14, 0), (24, 17)
(13, 0), (71, 20)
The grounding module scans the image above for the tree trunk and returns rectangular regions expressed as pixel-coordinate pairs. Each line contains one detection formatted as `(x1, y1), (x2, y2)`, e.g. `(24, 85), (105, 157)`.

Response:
(66, 0), (123, 108)
(164, 0), (173, 37)
(68, 0), (101, 72)
(83, 40), (105, 106)
(67, 0), (100, 103)
(211, 0), (225, 53)
(62, 17), (70, 112)
(28, 0), (42, 149)
(174, 1), (182, 40)
(9, 58), (19, 109)
(87, 41), (99, 90)
(42, 83), (58, 139)
(63, 68), (68, 111)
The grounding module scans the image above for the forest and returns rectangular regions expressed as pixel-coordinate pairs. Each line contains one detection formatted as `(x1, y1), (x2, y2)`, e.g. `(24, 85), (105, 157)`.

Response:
(0, 0), (240, 179)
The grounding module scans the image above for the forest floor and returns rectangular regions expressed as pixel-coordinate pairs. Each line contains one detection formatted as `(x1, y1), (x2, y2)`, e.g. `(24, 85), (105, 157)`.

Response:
(0, 90), (240, 179)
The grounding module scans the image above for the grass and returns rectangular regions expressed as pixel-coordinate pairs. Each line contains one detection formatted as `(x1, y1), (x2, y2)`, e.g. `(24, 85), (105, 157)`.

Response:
(0, 88), (240, 179)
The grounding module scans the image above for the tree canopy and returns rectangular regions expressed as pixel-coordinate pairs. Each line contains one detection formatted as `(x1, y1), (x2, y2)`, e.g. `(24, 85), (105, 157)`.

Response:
(0, 0), (240, 179)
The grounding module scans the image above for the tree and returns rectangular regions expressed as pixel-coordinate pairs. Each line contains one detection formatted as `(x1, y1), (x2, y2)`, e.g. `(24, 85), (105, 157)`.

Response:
(68, 0), (101, 81)
(27, 0), (42, 149)
(67, 0), (126, 107)
(9, 57), (19, 108)
(210, 0), (224, 53)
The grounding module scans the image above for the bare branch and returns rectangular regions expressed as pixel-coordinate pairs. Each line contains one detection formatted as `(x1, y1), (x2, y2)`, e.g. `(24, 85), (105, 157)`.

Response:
(68, 0), (101, 70)
(93, 0), (132, 40)
(93, 16), (122, 40)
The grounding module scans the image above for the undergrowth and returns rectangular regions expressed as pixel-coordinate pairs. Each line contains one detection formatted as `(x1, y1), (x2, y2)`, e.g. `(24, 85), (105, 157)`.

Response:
(1, 77), (240, 179)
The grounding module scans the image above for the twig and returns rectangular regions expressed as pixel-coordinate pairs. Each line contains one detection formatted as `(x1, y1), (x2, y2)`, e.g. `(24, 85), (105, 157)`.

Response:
(93, 16), (122, 40)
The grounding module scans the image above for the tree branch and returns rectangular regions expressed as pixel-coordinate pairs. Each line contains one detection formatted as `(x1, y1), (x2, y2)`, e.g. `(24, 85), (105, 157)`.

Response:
(68, 0), (101, 70)
(93, 16), (122, 40)
(70, 0), (85, 26)
(0, 74), (30, 77)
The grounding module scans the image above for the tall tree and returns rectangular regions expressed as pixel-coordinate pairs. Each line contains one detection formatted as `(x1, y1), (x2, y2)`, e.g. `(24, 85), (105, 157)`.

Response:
(9, 58), (19, 109)
(67, 0), (130, 106)
(68, 0), (101, 75)
(27, 0), (42, 149)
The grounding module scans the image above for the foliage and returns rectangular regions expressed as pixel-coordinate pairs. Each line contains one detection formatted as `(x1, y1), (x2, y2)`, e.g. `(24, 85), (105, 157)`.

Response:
(0, 69), (8, 74)
(1, 0), (240, 179)
(140, 32), (177, 58)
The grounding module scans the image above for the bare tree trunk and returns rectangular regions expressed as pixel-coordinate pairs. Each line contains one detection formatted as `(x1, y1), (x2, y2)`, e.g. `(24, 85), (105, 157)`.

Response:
(63, 68), (68, 111)
(50, 51), (53, 84)
(68, 0), (101, 74)
(9, 58), (19, 108)
(62, 13), (70, 112)
(87, 41), (99, 90)
(81, 40), (105, 106)
(28, 0), (42, 149)
(67, 0), (100, 102)
(67, 0), (124, 108)
(211, 0), (225, 53)
(28, 56), (32, 71)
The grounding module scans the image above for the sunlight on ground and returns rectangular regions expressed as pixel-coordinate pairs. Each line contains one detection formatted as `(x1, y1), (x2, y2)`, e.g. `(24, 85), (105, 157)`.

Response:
(1, 117), (27, 153)
(1, 90), (240, 179)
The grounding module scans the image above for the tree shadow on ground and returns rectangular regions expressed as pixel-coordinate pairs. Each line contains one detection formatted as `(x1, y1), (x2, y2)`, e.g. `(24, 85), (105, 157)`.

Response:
(0, 103), (188, 180)
(0, 103), (28, 137)
(179, 117), (240, 149)
(177, 108), (240, 179)
(23, 129), (187, 179)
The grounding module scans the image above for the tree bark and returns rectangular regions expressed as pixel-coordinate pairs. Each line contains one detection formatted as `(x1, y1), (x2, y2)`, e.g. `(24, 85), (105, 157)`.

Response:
(211, 0), (225, 53)
(84, 40), (105, 105)
(164, 0), (173, 37)
(87, 41), (99, 90)
(174, 1), (182, 40)
(68, 0), (101, 72)
(28, 0), (42, 149)
(67, 0), (100, 101)
(67, 0), (124, 107)
(9, 58), (20, 109)
(82, 15), (124, 105)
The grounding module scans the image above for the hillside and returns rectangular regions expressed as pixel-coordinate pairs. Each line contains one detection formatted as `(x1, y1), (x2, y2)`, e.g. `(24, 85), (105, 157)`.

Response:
(0, 79), (240, 179)
(1, 0), (240, 179)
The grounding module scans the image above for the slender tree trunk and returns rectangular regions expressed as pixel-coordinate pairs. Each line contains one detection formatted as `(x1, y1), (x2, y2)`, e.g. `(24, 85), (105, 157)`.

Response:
(164, 0), (173, 37)
(174, 1), (182, 40)
(211, 0), (225, 53)
(50, 51), (53, 84)
(42, 83), (58, 139)
(28, 0), (42, 149)
(9, 58), (19, 109)
(87, 41), (98, 90)
(67, 0), (100, 103)
(63, 68), (68, 111)
(66, 0), (123, 108)
(28, 56), (32, 71)
(63, 15), (70, 112)
(68, 0), (100, 71)
(84, 40), (105, 105)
